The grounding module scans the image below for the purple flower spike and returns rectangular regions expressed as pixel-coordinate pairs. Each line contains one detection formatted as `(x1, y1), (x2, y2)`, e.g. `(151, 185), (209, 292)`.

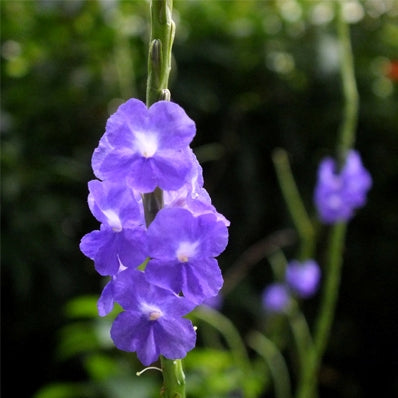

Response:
(79, 180), (147, 276)
(111, 269), (197, 366)
(92, 99), (196, 193)
(262, 283), (290, 313)
(286, 259), (321, 298)
(80, 97), (231, 361)
(145, 207), (229, 304)
(314, 150), (372, 224)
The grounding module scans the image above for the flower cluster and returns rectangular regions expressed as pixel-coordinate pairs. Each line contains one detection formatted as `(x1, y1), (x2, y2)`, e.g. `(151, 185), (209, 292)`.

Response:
(80, 98), (229, 365)
(262, 259), (321, 313)
(314, 150), (372, 224)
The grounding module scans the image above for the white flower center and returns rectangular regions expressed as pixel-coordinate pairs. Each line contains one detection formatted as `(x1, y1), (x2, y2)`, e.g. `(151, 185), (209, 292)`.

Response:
(134, 131), (158, 158)
(141, 302), (163, 321)
(148, 311), (162, 321)
(176, 241), (199, 263)
(102, 209), (122, 232)
(117, 260), (127, 273)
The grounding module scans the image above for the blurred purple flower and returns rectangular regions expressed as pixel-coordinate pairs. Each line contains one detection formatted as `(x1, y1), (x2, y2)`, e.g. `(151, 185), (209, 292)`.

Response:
(314, 150), (372, 224)
(286, 259), (321, 298)
(110, 269), (196, 366)
(262, 283), (291, 313)
(91, 99), (196, 193)
(144, 207), (228, 304)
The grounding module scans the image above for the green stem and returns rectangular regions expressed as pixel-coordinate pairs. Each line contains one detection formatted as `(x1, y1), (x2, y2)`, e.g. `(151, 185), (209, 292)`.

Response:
(295, 1), (358, 397)
(336, 0), (359, 164)
(272, 148), (315, 260)
(144, 0), (175, 226)
(286, 305), (314, 380)
(144, 1), (184, 397)
(267, 248), (315, 380)
(160, 357), (186, 398)
(193, 307), (255, 398)
(268, 249), (288, 281)
(247, 331), (292, 398)
(146, 0), (175, 107)
(143, 186), (164, 226)
(313, 223), (346, 356)
(295, 224), (346, 398)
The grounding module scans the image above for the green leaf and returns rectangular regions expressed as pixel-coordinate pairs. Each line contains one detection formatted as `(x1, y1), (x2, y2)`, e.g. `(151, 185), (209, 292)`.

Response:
(64, 295), (98, 319)
(184, 349), (261, 398)
(33, 383), (94, 398)
(84, 353), (119, 381)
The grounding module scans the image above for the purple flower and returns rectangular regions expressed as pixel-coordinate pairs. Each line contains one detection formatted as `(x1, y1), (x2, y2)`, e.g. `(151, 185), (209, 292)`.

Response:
(262, 283), (291, 313)
(97, 279), (115, 316)
(91, 99), (196, 193)
(80, 97), (231, 363)
(144, 207), (228, 304)
(286, 259), (321, 298)
(110, 269), (197, 366)
(163, 149), (230, 226)
(341, 151), (372, 208)
(314, 150), (372, 224)
(79, 179), (147, 276)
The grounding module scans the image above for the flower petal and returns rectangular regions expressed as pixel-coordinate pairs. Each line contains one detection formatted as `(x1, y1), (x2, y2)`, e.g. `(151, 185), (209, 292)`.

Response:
(182, 259), (223, 304)
(144, 259), (183, 294)
(148, 101), (196, 149)
(97, 280), (114, 316)
(136, 327), (160, 366)
(156, 317), (196, 360)
(111, 310), (145, 352)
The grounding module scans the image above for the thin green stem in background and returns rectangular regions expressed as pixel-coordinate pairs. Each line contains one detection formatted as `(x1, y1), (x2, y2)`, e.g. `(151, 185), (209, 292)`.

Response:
(336, 0), (359, 164)
(143, 1), (184, 397)
(295, 1), (359, 397)
(295, 223), (347, 398)
(268, 250), (315, 380)
(268, 249), (288, 281)
(193, 307), (256, 398)
(247, 331), (292, 398)
(272, 148), (315, 260)
(313, 222), (346, 358)
(286, 305), (314, 381)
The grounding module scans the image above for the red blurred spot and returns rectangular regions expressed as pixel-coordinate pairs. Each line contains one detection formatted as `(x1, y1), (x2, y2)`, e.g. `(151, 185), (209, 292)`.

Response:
(386, 60), (398, 81)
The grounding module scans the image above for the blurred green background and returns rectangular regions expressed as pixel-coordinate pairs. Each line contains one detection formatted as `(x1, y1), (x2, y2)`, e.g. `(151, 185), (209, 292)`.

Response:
(1, 0), (397, 397)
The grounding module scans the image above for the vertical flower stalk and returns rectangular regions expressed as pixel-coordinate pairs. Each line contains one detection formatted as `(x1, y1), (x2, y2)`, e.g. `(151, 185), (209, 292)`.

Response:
(80, 1), (230, 397)
(146, 0), (175, 107)
(143, 0), (175, 226)
(335, 0), (359, 165)
(145, 1), (184, 397)
(296, 1), (361, 397)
